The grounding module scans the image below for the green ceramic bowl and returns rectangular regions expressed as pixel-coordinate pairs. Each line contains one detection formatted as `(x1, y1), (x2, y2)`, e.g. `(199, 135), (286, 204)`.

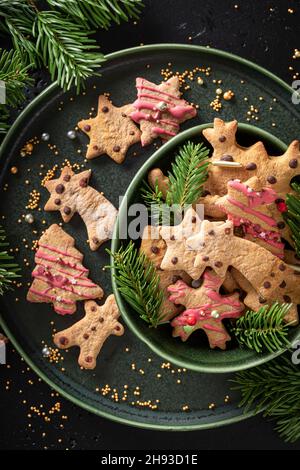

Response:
(111, 123), (300, 373)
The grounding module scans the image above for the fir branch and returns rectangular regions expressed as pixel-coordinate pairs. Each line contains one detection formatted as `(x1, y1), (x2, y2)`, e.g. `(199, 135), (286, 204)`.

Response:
(0, 1), (37, 66)
(0, 105), (9, 135)
(232, 355), (300, 442)
(232, 303), (291, 353)
(47, 0), (144, 29)
(167, 142), (210, 207)
(140, 181), (169, 226)
(32, 10), (105, 92)
(0, 49), (33, 107)
(0, 1), (144, 92)
(108, 241), (164, 327)
(285, 182), (300, 257)
(141, 141), (210, 221)
(0, 227), (20, 295)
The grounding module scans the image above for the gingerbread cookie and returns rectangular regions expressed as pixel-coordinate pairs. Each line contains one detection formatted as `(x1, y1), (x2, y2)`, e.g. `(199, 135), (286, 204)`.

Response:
(159, 207), (202, 279)
(230, 267), (298, 325)
(130, 76), (197, 146)
(216, 177), (291, 258)
(201, 118), (300, 217)
(27, 224), (103, 315)
(168, 270), (244, 349)
(53, 295), (124, 369)
(78, 95), (141, 163)
(185, 219), (300, 311)
(140, 225), (191, 322)
(44, 167), (118, 251)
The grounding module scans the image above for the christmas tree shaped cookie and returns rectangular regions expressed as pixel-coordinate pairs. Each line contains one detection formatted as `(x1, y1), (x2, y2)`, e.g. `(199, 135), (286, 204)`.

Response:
(201, 118), (300, 217)
(168, 270), (244, 349)
(27, 224), (103, 315)
(216, 176), (291, 258)
(44, 167), (118, 251)
(54, 295), (124, 369)
(78, 95), (141, 163)
(130, 76), (197, 146)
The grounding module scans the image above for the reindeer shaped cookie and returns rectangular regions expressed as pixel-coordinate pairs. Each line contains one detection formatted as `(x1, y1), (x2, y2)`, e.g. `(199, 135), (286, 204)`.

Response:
(185, 220), (300, 323)
(44, 167), (118, 251)
(168, 270), (244, 349)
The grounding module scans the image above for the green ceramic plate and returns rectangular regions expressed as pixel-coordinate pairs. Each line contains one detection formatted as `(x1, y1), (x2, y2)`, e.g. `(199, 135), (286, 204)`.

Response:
(0, 44), (299, 430)
(112, 122), (300, 373)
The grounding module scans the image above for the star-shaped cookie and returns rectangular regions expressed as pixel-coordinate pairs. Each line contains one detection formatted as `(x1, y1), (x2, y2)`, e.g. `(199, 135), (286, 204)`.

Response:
(168, 270), (244, 349)
(201, 118), (300, 216)
(130, 76), (197, 146)
(78, 95), (141, 163)
(44, 167), (118, 251)
(54, 295), (124, 369)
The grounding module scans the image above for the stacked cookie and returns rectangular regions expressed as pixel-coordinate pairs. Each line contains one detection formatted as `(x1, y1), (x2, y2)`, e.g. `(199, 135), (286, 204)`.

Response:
(146, 119), (300, 349)
(78, 76), (197, 162)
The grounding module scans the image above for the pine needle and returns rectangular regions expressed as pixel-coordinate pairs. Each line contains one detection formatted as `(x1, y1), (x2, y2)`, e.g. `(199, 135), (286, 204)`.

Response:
(232, 355), (300, 442)
(232, 303), (291, 353)
(33, 11), (105, 92)
(107, 241), (164, 327)
(0, 227), (20, 295)
(0, 105), (9, 135)
(0, 49), (33, 107)
(0, 1), (37, 66)
(140, 181), (170, 226)
(47, 0), (144, 29)
(0, 1), (144, 92)
(167, 141), (210, 207)
(285, 182), (300, 257)
(141, 141), (210, 221)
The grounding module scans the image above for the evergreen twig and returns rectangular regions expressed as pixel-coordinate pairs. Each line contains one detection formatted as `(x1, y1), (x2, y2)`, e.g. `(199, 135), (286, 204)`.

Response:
(140, 181), (169, 226)
(0, 0), (144, 92)
(232, 355), (300, 442)
(33, 10), (105, 92)
(0, 1), (37, 66)
(141, 141), (210, 221)
(285, 182), (300, 257)
(47, 0), (144, 29)
(0, 49), (33, 107)
(232, 303), (292, 353)
(107, 241), (164, 327)
(167, 141), (210, 207)
(0, 227), (20, 295)
(0, 105), (9, 135)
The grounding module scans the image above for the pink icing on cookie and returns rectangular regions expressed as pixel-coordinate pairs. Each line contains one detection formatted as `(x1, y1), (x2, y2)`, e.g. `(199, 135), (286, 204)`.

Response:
(219, 180), (285, 257)
(227, 197), (277, 227)
(130, 77), (196, 144)
(168, 271), (244, 344)
(39, 243), (82, 261)
(30, 241), (100, 314)
(229, 180), (277, 207)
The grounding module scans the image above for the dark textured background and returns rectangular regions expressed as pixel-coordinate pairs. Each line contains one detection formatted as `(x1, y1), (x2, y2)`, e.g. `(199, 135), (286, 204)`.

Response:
(1, 0), (300, 451)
